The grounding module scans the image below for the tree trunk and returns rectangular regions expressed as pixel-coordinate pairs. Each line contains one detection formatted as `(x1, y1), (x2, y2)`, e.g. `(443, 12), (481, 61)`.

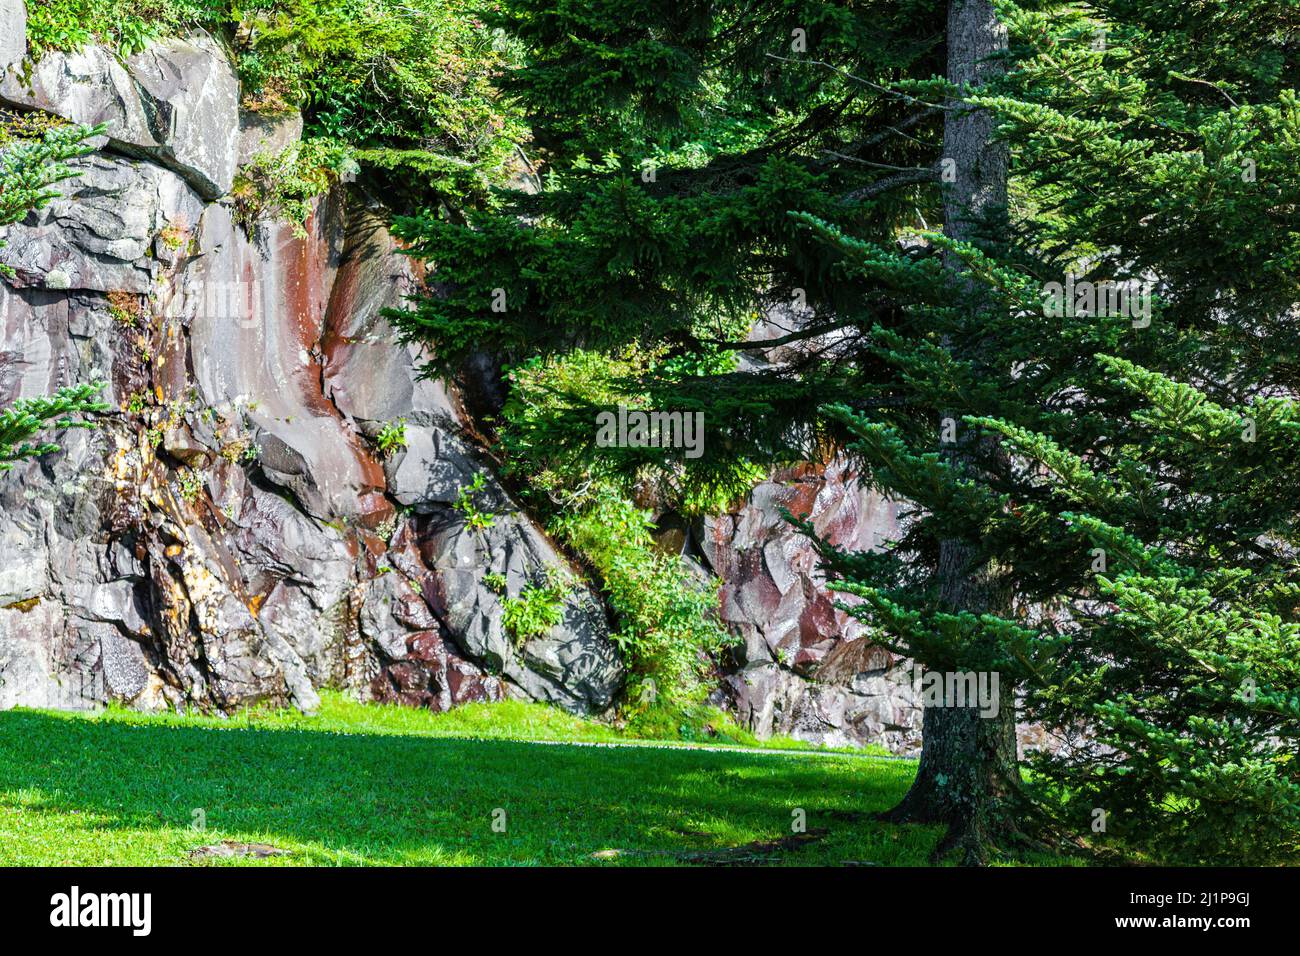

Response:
(883, 0), (1020, 864)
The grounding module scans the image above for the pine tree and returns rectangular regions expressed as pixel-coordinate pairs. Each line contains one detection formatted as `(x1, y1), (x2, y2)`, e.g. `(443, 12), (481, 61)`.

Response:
(814, 0), (1300, 862)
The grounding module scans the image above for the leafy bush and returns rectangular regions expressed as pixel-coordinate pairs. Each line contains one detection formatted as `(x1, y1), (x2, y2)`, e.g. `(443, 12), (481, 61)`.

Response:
(498, 347), (763, 517)
(29, 1), (523, 208)
(500, 569), (569, 643)
(550, 488), (734, 709)
(492, 347), (743, 709)
(231, 137), (357, 237)
(25, 0), (221, 55)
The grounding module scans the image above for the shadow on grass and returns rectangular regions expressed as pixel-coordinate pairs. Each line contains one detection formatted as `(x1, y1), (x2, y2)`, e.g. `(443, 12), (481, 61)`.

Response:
(0, 711), (936, 866)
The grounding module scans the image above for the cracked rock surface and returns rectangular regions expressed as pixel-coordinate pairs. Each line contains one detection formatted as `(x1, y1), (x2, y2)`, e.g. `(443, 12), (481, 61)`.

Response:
(0, 36), (622, 715)
(0, 29), (930, 752)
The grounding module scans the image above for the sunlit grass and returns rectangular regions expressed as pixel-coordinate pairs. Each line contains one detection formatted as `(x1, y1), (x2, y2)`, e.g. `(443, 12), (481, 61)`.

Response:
(0, 692), (933, 866)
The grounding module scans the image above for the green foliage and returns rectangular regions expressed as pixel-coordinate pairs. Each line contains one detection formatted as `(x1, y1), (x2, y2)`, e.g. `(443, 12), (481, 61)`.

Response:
(500, 568), (570, 643)
(176, 468), (205, 502)
(25, 0), (221, 55)
(234, 0), (527, 205)
(0, 383), (110, 471)
(373, 418), (407, 456)
(492, 349), (740, 706)
(388, 0), (944, 428)
(499, 347), (763, 519)
(452, 473), (496, 532)
(232, 137), (357, 237)
(29, 1), (522, 208)
(799, 0), (1300, 863)
(0, 122), (102, 230)
(550, 487), (735, 710)
(389, 0), (942, 733)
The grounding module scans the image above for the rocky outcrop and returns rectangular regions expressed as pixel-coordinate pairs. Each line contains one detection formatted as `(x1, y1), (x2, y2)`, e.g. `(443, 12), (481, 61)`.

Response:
(1, 35), (239, 199)
(0, 34), (621, 715)
(0, 26), (955, 754)
(698, 460), (923, 753)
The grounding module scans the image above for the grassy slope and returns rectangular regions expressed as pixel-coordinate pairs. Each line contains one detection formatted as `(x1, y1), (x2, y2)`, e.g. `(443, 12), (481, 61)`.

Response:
(0, 692), (941, 866)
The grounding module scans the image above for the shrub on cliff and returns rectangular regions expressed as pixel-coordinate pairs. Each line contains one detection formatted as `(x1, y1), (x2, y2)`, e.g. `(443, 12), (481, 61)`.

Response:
(496, 350), (738, 712)
(0, 123), (108, 467)
(28, 1), (524, 207)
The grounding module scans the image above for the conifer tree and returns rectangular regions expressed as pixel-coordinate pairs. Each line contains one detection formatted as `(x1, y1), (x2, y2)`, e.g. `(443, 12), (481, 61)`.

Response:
(812, 0), (1300, 862)
(390, 0), (1039, 856)
(394, 0), (1300, 861)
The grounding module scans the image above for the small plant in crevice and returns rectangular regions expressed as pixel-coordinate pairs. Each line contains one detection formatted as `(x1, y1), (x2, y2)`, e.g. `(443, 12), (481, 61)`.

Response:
(374, 514), (397, 541)
(106, 290), (142, 327)
(231, 138), (358, 239)
(501, 568), (570, 644)
(177, 468), (205, 504)
(482, 571), (507, 595)
(158, 221), (194, 254)
(374, 418), (407, 456)
(453, 473), (496, 532)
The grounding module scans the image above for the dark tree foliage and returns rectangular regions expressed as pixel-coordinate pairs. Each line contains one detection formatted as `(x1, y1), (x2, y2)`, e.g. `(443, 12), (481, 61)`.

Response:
(395, 0), (1300, 863)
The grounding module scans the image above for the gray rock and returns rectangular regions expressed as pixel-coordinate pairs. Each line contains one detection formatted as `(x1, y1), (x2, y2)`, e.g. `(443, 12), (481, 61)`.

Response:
(722, 658), (922, 754)
(0, 35), (239, 199)
(99, 623), (153, 702)
(238, 109), (303, 165)
(0, 36), (628, 720)
(0, 0), (24, 68)
(0, 153), (203, 293)
(123, 36), (241, 199)
(704, 459), (921, 749)
(414, 511), (623, 713)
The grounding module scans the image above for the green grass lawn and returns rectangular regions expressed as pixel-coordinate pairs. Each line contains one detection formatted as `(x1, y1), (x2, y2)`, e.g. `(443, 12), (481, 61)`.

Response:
(0, 692), (942, 866)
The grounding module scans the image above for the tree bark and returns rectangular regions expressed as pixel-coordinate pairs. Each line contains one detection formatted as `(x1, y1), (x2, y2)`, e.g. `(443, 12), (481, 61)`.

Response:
(883, 0), (1020, 864)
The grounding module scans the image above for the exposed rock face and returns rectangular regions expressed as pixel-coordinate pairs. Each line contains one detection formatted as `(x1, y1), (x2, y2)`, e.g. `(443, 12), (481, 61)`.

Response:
(699, 460), (924, 753)
(0, 0), (24, 69)
(0, 34), (239, 199)
(0, 31), (958, 755)
(0, 37), (621, 715)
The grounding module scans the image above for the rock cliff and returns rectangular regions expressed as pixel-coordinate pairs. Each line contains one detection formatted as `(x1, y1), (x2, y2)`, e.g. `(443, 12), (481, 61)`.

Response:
(0, 21), (921, 750)
(0, 28), (622, 715)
